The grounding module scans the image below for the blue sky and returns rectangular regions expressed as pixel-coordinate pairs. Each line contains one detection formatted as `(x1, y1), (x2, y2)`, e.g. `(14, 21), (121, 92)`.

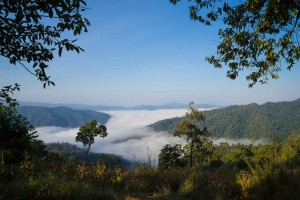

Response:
(1, 0), (300, 106)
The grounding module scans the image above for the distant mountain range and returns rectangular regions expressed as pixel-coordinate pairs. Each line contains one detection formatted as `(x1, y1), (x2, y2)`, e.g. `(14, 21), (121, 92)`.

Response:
(17, 106), (111, 128)
(148, 98), (300, 139)
(18, 101), (215, 111)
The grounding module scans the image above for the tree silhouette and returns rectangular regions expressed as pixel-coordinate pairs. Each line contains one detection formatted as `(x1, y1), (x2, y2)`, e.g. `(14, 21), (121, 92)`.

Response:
(170, 0), (300, 86)
(0, 105), (37, 164)
(0, 0), (90, 104)
(174, 102), (209, 167)
(75, 120), (108, 161)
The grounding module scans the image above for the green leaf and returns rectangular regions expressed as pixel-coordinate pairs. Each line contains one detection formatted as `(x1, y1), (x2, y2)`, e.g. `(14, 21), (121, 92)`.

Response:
(58, 46), (63, 57)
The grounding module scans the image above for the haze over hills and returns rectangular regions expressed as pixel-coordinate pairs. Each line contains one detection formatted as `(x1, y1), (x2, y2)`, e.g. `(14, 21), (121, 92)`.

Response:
(15, 98), (300, 162)
(148, 98), (300, 140)
(18, 101), (216, 111)
(17, 106), (111, 128)
(16, 98), (300, 141)
(35, 109), (188, 161)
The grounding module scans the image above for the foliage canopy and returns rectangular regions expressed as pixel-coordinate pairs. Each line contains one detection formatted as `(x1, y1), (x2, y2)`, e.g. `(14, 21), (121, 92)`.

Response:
(0, 0), (90, 104)
(0, 105), (37, 164)
(170, 0), (300, 86)
(158, 144), (184, 170)
(75, 120), (108, 161)
(174, 102), (209, 167)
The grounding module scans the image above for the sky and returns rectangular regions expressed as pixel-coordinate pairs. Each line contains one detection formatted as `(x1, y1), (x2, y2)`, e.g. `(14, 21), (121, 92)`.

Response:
(1, 0), (300, 106)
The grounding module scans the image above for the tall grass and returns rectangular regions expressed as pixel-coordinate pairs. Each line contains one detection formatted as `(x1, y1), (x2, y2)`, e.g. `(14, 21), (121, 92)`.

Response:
(1, 139), (300, 200)
(237, 160), (300, 200)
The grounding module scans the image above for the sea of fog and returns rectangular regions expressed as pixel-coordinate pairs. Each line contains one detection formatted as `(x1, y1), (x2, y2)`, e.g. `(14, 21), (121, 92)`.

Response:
(36, 109), (265, 162)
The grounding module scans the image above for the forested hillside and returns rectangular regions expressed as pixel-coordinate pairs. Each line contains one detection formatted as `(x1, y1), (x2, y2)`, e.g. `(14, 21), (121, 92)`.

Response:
(46, 142), (132, 168)
(149, 99), (300, 139)
(17, 106), (111, 128)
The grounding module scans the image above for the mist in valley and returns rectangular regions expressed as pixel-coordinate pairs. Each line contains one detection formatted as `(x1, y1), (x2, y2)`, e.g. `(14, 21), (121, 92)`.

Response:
(36, 109), (266, 162)
(37, 109), (187, 161)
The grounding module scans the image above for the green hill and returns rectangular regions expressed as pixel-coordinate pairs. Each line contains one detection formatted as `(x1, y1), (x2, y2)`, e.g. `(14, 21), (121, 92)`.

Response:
(148, 99), (300, 139)
(46, 142), (132, 168)
(17, 106), (111, 128)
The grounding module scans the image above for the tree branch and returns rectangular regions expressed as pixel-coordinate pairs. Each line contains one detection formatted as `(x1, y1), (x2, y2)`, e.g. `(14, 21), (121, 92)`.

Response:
(17, 61), (36, 77)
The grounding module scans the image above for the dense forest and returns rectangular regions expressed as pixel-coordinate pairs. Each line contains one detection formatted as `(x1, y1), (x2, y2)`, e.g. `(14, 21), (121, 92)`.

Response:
(149, 99), (300, 139)
(46, 142), (133, 169)
(17, 106), (111, 128)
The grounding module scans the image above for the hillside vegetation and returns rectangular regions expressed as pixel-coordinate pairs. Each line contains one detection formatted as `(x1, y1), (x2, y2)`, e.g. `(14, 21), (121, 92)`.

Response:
(148, 99), (300, 139)
(1, 134), (299, 199)
(1, 102), (300, 199)
(46, 142), (133, 168)
(17, 106), (111, 128)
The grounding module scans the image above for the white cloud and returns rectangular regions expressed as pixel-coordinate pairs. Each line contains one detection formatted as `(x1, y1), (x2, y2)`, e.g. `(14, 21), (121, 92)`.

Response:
(36, 109), (267, 163)
(36, 109), (188, 162)
(36, 127), (79, 143)
(210, 137), (267, 146)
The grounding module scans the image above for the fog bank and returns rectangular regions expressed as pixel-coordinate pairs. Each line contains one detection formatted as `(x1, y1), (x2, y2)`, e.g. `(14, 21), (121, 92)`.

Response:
(37, 109), (188, 161)
(36, 109), (267, 162)
(211, 137), (267, 146)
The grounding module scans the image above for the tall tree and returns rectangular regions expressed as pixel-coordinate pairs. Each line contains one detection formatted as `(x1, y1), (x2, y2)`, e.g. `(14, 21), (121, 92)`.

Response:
(170, 0), (300, 87)
(174, 102), (209, 167)
(183, 137), (213, 167)
(75, 120), (108, 161)
(0, 0), (90, 104)
(158, 144), (184, 170)
(0, 105), (37, 164)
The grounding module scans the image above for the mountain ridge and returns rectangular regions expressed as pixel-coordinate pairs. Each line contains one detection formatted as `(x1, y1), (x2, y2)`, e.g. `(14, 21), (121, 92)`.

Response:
(18, 101), (216, 111)
(17, 106), (111, 128)
(148, 98), (300, 139)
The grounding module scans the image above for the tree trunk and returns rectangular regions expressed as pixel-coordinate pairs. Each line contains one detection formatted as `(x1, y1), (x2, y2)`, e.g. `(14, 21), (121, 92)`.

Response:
(85, 144), (91, 161)
(1, 146), (3, 165)
(190, 140), (194, 167)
